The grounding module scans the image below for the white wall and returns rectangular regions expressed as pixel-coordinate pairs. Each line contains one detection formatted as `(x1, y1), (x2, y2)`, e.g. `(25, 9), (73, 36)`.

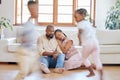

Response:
(0, 0), (14, 24)
(0, 0), (116, 29)
(95, 0), (116, 29)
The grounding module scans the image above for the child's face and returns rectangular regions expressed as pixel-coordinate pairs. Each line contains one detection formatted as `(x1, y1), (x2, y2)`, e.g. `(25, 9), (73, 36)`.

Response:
(74, 12), (84, 22)
(28, 4), (38, 18)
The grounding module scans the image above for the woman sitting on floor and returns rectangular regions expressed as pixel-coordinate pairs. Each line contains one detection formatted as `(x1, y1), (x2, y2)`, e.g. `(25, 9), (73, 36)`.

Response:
(54, 29), (91, 70)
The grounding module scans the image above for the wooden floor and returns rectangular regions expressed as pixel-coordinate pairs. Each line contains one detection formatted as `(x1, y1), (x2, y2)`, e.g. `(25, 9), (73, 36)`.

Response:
(0, 63), (120, 80)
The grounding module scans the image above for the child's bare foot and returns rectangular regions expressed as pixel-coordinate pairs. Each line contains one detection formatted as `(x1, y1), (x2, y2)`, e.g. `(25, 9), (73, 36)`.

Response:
(91, 64), (96, 70)
(99, 70), (104, 80)
(86, 65), (95, 77)
(86, 72), (95, 77)
(53, 68), (64, 74)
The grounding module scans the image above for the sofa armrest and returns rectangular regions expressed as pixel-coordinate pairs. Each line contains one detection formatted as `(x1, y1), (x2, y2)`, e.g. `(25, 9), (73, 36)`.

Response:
(7, 43), (20, 53)
(3, 38), (19, 53)
(74, 46), (83, 52)
(5, 38), (16, 45)
(74, 46), (83, 49)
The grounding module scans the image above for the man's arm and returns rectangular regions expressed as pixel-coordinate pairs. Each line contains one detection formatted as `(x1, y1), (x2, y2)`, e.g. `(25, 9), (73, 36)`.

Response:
(37, 36), (46, 56)
(37, 36), (56, 56)
(42, 51), (54, 56)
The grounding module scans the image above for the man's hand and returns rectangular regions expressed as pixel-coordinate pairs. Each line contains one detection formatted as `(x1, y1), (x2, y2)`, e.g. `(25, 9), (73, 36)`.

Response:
(52, 51), (59, 60)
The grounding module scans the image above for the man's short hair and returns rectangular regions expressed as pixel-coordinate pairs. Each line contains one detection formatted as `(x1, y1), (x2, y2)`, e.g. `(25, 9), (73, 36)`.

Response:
(46, 25), (54, 30)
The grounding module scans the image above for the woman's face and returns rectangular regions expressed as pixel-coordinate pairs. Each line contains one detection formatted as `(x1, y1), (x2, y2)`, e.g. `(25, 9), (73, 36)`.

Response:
(74, 12), (84, 22)
(55, 32), (65, 40)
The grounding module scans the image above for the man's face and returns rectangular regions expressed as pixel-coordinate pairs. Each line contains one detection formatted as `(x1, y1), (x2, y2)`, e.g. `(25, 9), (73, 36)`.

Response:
(28, 4), (38, 18)
(46, 27), (54, 39)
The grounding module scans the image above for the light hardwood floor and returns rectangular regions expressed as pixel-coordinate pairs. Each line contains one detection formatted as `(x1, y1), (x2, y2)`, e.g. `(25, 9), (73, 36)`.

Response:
(0, 63), (120, 80)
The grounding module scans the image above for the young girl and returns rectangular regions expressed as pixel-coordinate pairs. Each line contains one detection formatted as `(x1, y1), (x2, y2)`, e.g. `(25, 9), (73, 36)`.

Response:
(74, 8), (103, 80)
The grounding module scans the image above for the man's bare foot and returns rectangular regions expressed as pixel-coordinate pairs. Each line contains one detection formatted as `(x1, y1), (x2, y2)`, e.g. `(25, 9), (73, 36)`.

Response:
(53, 68), (64, 74)
(40, 63), (50, 74)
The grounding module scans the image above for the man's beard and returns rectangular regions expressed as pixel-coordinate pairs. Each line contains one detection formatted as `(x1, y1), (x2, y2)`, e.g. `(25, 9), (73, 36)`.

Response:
(46, 34), (54, 39)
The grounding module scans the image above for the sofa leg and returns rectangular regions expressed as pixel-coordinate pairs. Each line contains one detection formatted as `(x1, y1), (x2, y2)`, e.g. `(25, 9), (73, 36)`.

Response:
(8, 62), (17, 64)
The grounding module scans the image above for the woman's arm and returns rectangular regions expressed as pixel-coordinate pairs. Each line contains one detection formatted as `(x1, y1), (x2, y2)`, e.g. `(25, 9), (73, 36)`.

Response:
(57, 39), (73, 54)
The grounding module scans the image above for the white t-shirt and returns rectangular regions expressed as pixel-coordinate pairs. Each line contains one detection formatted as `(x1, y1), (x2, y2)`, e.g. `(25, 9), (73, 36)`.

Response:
(37, 34), (62, 56)
(19, 20), (39, 48)
(77, 20), (97, 43)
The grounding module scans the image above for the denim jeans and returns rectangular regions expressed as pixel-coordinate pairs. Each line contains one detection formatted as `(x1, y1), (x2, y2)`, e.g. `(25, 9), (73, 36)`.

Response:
(40, 53), (65, 68)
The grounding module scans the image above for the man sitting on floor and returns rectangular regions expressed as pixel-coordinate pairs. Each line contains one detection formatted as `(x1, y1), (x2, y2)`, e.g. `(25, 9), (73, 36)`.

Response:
(37, 25), (65, 74)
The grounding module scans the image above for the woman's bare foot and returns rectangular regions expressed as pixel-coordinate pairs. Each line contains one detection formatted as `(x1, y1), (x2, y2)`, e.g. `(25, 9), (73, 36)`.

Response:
(53, 68), (65, 74)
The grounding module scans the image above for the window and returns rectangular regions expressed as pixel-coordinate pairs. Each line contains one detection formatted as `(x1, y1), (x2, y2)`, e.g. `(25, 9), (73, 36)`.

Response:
(38, 0), (53, 23)
(57, 0), (73, 23)
(77, 0), (96, 26)
(15, 0), (96, 26)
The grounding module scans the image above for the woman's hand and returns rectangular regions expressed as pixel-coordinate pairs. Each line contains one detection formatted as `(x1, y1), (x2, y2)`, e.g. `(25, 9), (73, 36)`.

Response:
(57, 40), (63, 49)
(57, 40), (62, 45)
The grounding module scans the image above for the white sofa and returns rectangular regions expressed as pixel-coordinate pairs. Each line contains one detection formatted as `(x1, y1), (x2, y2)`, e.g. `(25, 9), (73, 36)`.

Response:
(96, 29), (120, 64)
(0, 27), (120, 64)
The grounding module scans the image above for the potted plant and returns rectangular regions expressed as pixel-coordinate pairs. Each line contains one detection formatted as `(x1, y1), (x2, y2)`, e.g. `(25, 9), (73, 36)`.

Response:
(105, 0), (120, 30)
(0, 17), (13, 39)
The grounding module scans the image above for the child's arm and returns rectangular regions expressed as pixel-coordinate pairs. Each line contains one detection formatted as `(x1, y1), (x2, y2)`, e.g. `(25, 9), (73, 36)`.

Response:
(78, 29), (82, 45)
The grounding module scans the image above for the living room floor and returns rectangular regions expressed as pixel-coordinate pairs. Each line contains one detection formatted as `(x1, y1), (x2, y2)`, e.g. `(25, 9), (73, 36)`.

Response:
(0, 63), (120, 80)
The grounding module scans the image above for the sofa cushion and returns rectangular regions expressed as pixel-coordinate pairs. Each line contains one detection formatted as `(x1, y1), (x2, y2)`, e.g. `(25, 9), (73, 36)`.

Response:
(8, 43), (38, 53)
(3, 27), (17, 38)
(16, 27), (41, 44)
(96, 29), (120, 45)
(7, 43), (20, 52)
(63, 31), (79, 46)
(100, 45), (120, 53)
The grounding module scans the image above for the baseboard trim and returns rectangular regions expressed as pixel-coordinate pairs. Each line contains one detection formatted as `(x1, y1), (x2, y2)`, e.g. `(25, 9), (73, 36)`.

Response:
(0, 62), (17, 64)
(103, 64), (120, 66)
